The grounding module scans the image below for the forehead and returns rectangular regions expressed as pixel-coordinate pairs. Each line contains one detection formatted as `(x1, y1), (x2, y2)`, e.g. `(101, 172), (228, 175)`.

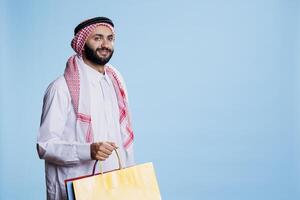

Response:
(90, 25), (114, 37)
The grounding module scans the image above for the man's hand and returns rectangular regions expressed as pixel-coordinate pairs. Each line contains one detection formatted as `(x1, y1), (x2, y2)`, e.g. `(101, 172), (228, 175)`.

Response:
(90, 142), (117, 161)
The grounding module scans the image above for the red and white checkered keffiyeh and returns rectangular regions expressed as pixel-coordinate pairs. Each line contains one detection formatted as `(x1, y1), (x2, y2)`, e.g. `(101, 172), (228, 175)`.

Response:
(64, 55), (134, 150)
(71, 23), (115, 55)
(64, 23), (134, 151)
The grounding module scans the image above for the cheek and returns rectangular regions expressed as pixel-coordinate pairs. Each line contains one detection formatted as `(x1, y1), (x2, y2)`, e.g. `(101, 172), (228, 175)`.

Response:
(108, 42), (114, 49)
(87, 40), (101, 50)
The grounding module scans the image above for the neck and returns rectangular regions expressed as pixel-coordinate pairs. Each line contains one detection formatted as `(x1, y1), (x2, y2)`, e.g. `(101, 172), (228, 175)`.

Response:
(82, 55), (105, 74)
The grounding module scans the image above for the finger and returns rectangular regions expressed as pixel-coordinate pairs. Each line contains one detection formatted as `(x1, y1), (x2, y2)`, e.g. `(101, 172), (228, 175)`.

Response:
(99, 145), (113, 155)
(108, 142), (118, 149)
(95, 155), (107, 161)
(96, 151), (109, 159)
(101, 142), (116, 152)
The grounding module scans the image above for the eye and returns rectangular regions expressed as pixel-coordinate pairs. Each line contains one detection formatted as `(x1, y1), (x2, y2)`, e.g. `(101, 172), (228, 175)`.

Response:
(108, 36), (114, 41)
(94, 35), (103, 41)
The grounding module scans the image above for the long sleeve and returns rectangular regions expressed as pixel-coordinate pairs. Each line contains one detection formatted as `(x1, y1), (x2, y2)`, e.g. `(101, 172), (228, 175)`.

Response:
(37, 77), (91, 166)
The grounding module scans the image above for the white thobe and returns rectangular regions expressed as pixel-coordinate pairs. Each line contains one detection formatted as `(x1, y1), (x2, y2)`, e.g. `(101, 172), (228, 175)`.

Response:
(37, 59), (132, 200)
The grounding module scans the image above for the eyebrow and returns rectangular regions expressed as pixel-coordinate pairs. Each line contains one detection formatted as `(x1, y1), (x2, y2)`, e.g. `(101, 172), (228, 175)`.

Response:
(93, 34), (114, 38)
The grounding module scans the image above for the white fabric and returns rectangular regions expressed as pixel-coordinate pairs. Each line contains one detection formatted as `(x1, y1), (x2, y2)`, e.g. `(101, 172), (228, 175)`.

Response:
(37, 57), (134, 200)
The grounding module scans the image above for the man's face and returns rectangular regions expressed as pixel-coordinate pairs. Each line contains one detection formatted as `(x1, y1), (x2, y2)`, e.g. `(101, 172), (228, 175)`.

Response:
(83, 25), (115, 65)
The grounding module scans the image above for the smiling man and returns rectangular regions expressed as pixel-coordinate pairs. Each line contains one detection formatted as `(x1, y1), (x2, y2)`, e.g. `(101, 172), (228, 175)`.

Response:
(37, 17), (135, 200)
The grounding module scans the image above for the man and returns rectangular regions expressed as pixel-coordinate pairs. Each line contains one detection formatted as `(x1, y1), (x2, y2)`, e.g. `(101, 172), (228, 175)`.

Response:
(37, 17), (135, 200)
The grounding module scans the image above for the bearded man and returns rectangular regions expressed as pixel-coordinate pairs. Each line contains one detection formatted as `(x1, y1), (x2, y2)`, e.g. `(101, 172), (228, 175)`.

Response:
(37, 17), (135, 200)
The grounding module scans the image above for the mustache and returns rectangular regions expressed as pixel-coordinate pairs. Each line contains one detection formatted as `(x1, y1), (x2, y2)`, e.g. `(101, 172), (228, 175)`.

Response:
(96, 47), (112, 53)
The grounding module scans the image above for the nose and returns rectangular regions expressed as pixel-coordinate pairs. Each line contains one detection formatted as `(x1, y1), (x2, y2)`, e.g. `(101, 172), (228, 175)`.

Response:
(101, 39), (110, 48)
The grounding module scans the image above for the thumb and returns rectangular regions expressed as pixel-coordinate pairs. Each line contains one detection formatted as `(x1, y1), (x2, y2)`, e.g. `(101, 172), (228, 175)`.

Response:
(108, 142), (118, 149)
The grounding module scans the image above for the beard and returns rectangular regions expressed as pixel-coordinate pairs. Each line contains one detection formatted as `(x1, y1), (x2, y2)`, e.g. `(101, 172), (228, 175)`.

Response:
(83, 44), (114, 65)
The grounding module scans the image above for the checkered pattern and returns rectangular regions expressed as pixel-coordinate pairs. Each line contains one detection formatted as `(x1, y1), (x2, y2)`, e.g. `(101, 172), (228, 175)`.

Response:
(64, 55), (134, 148)
(106, 67), (134, 148)
(65, 56), (80, 113)
(71, 23), (115, 55)
(64, 56), (94, 143)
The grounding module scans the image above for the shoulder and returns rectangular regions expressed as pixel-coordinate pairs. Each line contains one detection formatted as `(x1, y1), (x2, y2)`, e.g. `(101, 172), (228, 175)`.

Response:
(107, 65), (124, 79)
(44, 76), (70, 100)
(107, 65), (127, 86)
(40, 76), (72, 121)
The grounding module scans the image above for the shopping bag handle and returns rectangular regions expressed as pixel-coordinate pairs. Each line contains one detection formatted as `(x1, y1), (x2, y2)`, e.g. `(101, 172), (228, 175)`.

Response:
(92, 148), (123, 175)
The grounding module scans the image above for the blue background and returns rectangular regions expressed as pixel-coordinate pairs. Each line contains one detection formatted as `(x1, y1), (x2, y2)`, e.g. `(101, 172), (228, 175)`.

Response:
(1, 0), (300, 199)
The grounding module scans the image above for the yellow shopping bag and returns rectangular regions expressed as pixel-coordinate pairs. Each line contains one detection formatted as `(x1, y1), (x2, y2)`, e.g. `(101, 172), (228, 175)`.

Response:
(72, 150), (162, 200)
